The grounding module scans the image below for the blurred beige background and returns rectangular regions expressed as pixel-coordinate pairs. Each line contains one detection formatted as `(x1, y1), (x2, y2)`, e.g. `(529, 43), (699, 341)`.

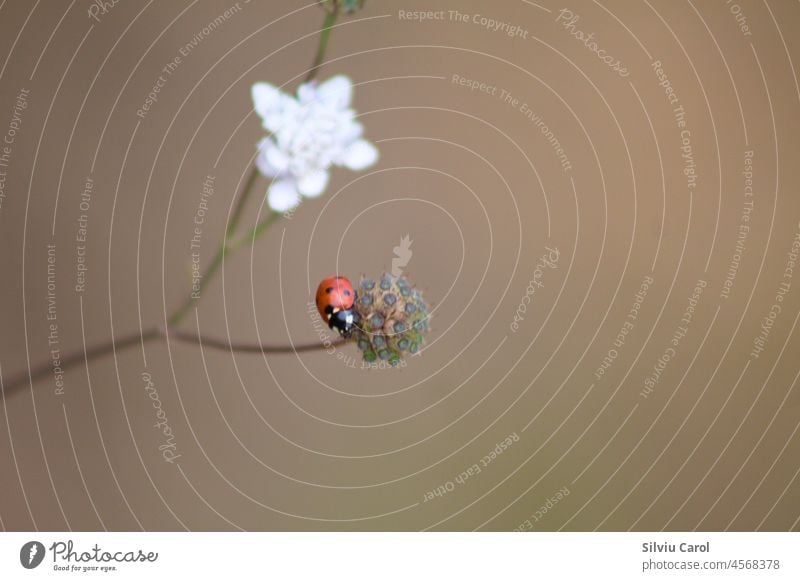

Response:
(0, 0), (799, 531)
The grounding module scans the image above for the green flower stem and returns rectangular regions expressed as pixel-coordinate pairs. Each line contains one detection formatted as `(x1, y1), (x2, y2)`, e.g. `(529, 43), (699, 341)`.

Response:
(168, 166), (261, 327)
(230, 210), (282, 250)
(305, 2), (340, 83)
(226, 165), (260, 238)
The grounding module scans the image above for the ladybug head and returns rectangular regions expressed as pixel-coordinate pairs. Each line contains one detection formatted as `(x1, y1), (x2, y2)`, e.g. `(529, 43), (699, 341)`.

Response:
(327, 307), (359, 339)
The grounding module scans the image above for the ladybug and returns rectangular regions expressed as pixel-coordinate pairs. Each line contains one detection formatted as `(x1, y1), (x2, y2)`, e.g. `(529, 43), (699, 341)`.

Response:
(315, 276), (358, 338)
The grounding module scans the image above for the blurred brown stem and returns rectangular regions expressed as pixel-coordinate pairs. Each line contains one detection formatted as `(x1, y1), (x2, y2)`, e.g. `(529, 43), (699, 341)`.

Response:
(167, 328), (345, 354)
(2, 326), (343, 397)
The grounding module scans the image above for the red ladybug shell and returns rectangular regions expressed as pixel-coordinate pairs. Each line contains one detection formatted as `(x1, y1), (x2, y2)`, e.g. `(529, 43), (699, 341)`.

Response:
(315, 276), (355, 320)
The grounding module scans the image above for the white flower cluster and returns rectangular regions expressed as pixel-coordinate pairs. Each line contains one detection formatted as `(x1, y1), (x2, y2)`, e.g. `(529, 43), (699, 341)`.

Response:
(251, 75), (379, 212)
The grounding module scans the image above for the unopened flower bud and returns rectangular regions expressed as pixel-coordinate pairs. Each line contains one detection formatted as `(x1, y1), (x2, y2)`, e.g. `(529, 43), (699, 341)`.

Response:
(350, 274), (430, 366)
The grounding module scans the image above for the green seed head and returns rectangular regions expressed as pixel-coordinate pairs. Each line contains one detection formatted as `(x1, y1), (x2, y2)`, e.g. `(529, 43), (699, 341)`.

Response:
(350, 274), (430, 366)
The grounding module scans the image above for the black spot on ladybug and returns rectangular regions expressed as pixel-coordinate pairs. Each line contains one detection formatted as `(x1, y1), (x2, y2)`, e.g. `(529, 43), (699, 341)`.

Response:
(325, 287), (333, 294)
(344, 290), (351, 296)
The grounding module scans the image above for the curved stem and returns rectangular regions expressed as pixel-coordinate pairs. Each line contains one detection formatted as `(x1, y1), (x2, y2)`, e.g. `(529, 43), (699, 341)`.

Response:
(2, 328), (161, 398)
(168, 328), (345, 354)
(2, 326), (342, 397)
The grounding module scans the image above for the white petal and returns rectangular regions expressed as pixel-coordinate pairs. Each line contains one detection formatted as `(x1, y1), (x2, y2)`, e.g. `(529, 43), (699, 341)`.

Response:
(340, 139), (378, 171)
(255, 139), (289, 177)
(252, 82), (282, 120)
(340, 121), (364, 143)
(265, 143), (290, 173)
(255, 154), (279, 178)
(267, 179), (301, 212)
(296, 170), (330, 198)
(316, 75), (353, 109)
(297, 82), (317, 104)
